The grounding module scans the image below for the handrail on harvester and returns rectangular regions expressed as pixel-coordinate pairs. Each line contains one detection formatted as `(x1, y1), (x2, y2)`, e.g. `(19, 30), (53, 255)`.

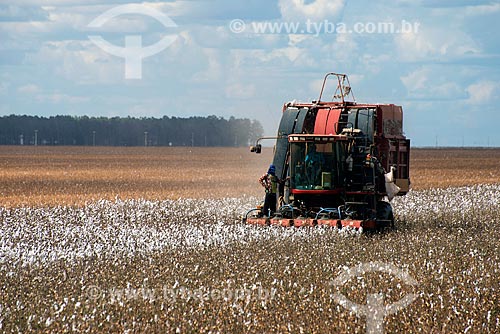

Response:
(317, 72), (356, 104)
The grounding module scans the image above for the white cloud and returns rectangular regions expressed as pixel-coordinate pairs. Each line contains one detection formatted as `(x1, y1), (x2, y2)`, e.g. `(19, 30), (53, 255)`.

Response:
(466, 81), (499, 105)
(395, 26), (480, 61)
(426, 2), (500, 17)
(146, 0), (280, 21)
(126, 100), (167, 117)
(0, 82), (9, 95)
(225, 82), (256, 99)
(8, 1), (134, 6)
(287, 34), (309, 47)
(8, 79), (91, 107)
(463, 3), (500, 16)
(401, 68), (430, 92)
(401, 67), (466, 100)
(26, 40), (124, 84)
(1, 0), (499, 145)
(347, 74), (365, 87)
(14, 83), (89, 104)
(329, 33), (358, 63)
(0, 3), (176, 51)
(231, 47), (301, 68)
(279, 0), (346, 21)
(183, 23), (285, 50)
(0, 4), (49, 21)
(432, 82), (463, 99)
(270, 46), (301, 63)
(35, 92), (90, 104)
(191, 48), (223, 83)
(17, 84), (41, 94)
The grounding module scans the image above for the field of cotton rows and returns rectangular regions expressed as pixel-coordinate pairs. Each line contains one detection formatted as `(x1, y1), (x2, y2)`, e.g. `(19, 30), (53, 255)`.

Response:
(1, 147), (500, 333)
(1, 183), (499, 333)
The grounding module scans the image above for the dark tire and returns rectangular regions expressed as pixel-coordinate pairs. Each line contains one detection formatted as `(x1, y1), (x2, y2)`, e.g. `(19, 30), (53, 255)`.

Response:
(376, 201), (395, 231)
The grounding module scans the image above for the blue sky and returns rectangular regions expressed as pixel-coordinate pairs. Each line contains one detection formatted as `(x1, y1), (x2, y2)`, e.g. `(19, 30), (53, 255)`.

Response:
(1, 0), (499, 146)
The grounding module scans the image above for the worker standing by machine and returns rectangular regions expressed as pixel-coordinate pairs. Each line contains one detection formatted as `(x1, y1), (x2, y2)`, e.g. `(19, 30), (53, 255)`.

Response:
(259, 164), (279, 217)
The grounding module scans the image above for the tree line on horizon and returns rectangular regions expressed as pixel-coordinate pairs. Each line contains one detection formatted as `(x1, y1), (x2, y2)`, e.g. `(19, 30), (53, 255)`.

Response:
(0, 115), (264, 147)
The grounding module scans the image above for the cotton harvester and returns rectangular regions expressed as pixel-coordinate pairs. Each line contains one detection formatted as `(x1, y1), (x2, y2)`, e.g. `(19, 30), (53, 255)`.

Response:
(244, 73), (410, 231)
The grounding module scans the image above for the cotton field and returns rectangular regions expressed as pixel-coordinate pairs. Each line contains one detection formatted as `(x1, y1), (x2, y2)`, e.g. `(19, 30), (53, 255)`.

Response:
(0, 197), (325, 268)
(1, 185), (499, 333)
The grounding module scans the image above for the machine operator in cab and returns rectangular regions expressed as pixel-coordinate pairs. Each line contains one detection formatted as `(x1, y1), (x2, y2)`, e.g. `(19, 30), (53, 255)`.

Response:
(305, 144), (325, 187)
